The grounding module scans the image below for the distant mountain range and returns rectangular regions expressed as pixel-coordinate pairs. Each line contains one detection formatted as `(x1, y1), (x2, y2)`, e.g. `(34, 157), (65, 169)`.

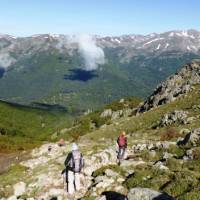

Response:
(0, 29), (200, 114)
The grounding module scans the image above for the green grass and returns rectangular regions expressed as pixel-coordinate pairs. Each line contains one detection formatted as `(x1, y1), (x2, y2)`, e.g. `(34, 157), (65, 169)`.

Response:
(0, 100), (72, 153)
(92, 164), (126, 178)
(84, 84), (200, 141)
(82, 83), (200, 200)
(124, 164), (172, 191)
(0, 164), (28, 197)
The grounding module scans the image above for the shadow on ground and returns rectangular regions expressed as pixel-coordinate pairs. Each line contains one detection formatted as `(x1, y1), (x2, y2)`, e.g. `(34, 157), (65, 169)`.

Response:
(102, 191), (127, 200)
(0, 68), (5, 78)
(153, 193), (175, 200)
(64, 68), (98, 82)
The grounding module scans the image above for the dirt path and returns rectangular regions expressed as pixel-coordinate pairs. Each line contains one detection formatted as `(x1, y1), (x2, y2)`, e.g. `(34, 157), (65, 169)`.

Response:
(0, 152), (29, 174)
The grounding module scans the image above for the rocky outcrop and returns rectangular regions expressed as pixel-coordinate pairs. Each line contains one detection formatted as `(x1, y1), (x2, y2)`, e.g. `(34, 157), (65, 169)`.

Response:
(127, 188), (174, 200)
(132, 141), (176, 153)
(100, 108), (133, 120)
(178, 128), (200, 146)
(138, 59), (200, 112)
(158, 110), (189, 127)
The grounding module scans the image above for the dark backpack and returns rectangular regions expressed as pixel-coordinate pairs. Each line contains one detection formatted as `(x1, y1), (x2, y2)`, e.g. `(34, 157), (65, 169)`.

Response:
(69, 150), (83, 173)
(118, 135), (126, 147)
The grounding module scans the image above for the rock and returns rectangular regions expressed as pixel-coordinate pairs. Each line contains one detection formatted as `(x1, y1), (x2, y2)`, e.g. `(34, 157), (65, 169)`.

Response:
(7, 196), (17, 200)
(48, 188), (63, 197)
(188, 128), (200, 146)
(178, 128), (200, 146)
(13, 182), (26, 197)
(111, 110), (123, 120)
(120, 98), (125, 103)
(138, 60), (200, 112)
(163, 152), (174, 160)
(94, 176), (105, 184)
(158, 110), (188, 127)
(100, 109), (112, 118)
(149, 150), (156, 158)
(185, 149), (194, 160)
(148, 143), (155, 151)
(95, 177), (115, 189)
(192, 104), (200, 110)
(105, 169), (119, 177)
(185, 148), (200, 160)
(121, 160), (145, 167)
(125, 169), (135, 177)
(96, 196), (106, 200)
(154, 161), (169, 171)
(122, 108), (133, 117)
(187, 116), (196, 124)
(127, 187), (174, 200)
(117, 177), (125, 183)
(180, 128), (190, 135)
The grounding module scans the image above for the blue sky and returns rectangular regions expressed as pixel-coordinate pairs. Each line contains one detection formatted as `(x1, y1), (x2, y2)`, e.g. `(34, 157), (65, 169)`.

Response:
(0, 0), (200, 36)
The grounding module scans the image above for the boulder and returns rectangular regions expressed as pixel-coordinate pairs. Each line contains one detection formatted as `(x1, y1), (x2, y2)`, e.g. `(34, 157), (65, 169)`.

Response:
(7, 196), (17, 200)
(180, 128), (190, 135)
(96, 196), (106, 200)
(162, 152), (174, 160)
(13, 182), (26, 197)
(100, 109), (112, 118)
(149, 150), (156, 158)
(111, 110), (123, 120)
(105, 169), (119, 177)
(188, 128), (200, 146)
(159, 110), (188, 127)
(178, 128), (200, 146)
(154, 161), (169, 171)
(127, 187), (174, 200)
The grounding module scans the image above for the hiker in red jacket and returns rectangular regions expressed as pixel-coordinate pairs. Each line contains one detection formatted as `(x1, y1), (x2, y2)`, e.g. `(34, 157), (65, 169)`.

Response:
(117, 131), (127, 165)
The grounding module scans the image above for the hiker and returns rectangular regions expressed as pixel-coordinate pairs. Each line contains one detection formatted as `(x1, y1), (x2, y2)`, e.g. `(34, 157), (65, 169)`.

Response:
(64, 143), (84, 195)
(58, 138), (65, 147)
(117, 131), (127, 165)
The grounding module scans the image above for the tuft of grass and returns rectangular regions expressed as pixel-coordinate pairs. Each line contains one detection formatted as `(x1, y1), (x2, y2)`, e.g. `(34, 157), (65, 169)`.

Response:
(0, 164), (28, 197)
(124, 164), (172, 191)
(92, 164), (125, 178)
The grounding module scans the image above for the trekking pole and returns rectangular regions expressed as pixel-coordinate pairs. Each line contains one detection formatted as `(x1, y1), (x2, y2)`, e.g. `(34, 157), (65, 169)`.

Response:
(62, 174), (65, 198)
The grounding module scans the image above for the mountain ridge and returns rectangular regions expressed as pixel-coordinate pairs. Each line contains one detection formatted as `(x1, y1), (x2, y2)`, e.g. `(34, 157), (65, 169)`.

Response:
(0, 29), (200, 113)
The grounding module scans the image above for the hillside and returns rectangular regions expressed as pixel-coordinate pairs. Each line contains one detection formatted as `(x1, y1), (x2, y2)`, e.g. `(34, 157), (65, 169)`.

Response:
(0, 30), (200, 113)
(0, 60), (200, 200)
(0, 100), (71, 153)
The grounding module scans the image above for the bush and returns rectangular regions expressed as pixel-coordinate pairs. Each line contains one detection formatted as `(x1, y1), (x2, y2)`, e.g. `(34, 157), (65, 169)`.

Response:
(160, 128), (180, 141)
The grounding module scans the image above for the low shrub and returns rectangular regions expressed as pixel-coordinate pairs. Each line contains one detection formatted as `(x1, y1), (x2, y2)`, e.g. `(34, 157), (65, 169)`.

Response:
(160, 128), (180, 141)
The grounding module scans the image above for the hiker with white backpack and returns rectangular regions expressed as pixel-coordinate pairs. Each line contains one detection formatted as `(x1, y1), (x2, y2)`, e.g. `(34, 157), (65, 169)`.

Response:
(64, 143), (84, 195)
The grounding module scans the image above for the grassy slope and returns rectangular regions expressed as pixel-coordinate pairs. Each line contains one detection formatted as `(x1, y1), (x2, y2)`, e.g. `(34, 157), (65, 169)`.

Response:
(0, 100), (71, 153)
(81, 84), (200, 200)
(85, 84), (200, 142)
(0, 85), (200, 199)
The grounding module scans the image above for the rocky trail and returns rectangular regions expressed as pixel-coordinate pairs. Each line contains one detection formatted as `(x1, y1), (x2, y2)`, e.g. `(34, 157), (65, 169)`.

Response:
(1, 124), (200, 200)
(0, 136), (186, 200)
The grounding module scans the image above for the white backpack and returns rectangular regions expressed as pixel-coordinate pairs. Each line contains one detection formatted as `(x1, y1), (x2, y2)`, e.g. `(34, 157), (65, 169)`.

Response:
(70, 150), (83, 173)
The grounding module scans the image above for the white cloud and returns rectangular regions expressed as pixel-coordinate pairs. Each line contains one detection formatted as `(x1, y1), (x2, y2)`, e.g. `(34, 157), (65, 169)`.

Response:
(0, 53), (16, 69)
(69, 34), (105, 71)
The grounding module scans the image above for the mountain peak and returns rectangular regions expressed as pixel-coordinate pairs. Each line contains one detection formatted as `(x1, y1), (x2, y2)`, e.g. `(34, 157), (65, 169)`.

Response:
(138, 59), (200, 112)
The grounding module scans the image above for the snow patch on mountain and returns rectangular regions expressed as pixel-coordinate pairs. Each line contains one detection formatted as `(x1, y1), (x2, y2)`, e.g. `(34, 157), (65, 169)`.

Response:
(143, 38), (164, 46)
